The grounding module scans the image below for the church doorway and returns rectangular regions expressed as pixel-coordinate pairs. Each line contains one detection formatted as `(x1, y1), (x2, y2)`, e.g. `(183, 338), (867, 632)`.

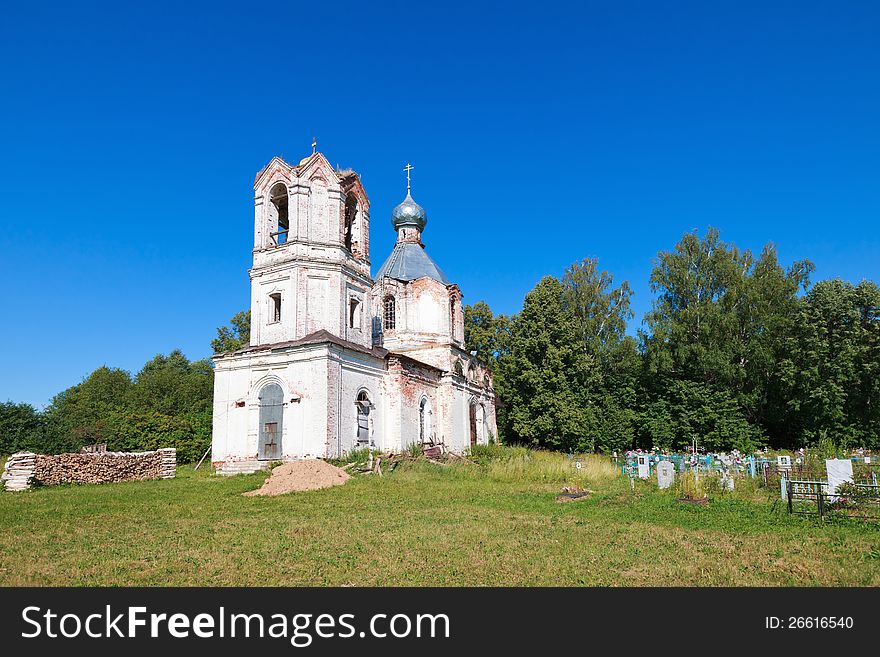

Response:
(469, 402), (478, 447)
(356, 391), (372, 446)
(258, 383), (284, 460)
(419, 397), (432, 444)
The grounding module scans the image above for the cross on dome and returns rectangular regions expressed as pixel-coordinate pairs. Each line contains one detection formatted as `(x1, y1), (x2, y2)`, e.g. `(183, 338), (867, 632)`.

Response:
(403, 163), (414, 193)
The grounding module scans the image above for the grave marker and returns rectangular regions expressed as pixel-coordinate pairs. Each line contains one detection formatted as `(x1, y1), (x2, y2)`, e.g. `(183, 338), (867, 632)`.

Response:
(637, 455), (649, 479)
(825, 459), (854, 501)
(657, 460), (674, 489)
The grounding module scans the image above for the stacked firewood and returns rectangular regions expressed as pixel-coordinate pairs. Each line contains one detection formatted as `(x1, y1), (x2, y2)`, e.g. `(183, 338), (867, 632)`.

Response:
(1, 452), (36, 491)
(158, 448), (177, 479)
(1, 449), (177, 490)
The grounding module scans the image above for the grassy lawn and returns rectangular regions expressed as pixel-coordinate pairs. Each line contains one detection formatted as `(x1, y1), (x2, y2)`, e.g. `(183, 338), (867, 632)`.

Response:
(1, 451), (878, 586)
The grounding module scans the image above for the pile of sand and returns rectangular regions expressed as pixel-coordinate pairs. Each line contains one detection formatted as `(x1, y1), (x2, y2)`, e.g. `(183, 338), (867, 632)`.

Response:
(243, 459), (350, 497)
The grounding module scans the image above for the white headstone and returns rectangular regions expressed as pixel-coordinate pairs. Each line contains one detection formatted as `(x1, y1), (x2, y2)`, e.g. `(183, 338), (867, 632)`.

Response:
(777, 455), (791, 470)
(826, 459), (854, 501)
(657, 460), (674, 489)
(637, 455), (650, 479)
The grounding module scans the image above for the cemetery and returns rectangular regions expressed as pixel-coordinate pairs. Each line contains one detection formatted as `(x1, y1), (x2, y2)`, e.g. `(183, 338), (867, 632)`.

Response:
(620, 448), (880, 519)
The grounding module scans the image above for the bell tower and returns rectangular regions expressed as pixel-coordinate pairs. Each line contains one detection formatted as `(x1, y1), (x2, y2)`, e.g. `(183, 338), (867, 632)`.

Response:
(248, 150), (373, 348)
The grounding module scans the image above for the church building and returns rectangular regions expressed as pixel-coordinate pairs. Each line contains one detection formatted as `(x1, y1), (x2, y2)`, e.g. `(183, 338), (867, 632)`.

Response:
(211, 150), (497, 470)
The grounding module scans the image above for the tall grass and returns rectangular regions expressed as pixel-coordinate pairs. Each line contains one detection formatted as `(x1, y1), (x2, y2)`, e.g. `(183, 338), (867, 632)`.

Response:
(467, 445), (618, 486)
(329, 447), (372, 466)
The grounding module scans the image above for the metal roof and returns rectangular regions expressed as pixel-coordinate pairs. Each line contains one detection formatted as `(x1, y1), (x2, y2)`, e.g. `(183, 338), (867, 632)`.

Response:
(391, 192), (427, 231)
(375, 241), (451, 285)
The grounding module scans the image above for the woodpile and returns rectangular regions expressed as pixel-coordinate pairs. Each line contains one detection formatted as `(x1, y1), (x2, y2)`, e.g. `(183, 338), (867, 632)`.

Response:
(2, 449), (176, 491)
(158, 448), (177, 479)
(1, 452), (36, 491)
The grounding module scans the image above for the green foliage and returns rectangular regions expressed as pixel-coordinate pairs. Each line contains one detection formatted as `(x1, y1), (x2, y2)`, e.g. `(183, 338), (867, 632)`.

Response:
(490, 228), (876, 453)
(679, 471), (706, 500)
(129, 350), (213, 416)
(103, 410), (211, 463)
(497, 276), (599, 451)
(331, 447), (372, 466)
(777, 279), (880, 449)
(794, 432), (843, 473)
(211, 310), (251, 354)
(638, 380), (763, 453)
(466, 443), (531, 466)
(463, 301), (511, 367)
(497, 261), (638, 453)
(8, 352), (213, 462)
(44, 366), (135, 451)
(562, 257), (633, 357)
(639, 229), (814, 451)
(0, 402), (50, 454)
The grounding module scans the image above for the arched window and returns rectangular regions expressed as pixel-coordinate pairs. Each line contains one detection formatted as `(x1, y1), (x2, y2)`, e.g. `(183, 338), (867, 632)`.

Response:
(269, 183), (289, 245)
(269, 292), (282, 323)
(343, 195), (357, 252)
(454, 360), (464, 376)
(450, 298), (456, 334)
(349, 297), (360, 329)
(356, 390), (371, 445)
(383, 295), (396, 330)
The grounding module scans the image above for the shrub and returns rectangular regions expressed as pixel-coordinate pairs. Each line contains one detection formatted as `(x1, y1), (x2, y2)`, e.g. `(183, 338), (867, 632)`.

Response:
(331, 447), (372, 466)
(680, 471), (706, 500)
(103, 410), (211, 463)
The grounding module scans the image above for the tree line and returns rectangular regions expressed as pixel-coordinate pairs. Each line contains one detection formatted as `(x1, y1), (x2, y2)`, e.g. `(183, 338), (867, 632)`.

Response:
(465, 228), (880, 454)
(2, 227), (877, 459)
(0, 310), (254, 461)
(0, 352), (214, 462)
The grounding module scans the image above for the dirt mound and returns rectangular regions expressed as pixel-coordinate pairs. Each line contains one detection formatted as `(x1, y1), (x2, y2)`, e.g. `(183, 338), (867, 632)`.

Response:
(555, 485), (591, 503)
(243, 460), (350, 496)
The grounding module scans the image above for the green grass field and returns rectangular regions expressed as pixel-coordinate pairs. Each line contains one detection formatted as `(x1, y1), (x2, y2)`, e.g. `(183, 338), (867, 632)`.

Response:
(1, 450), (878, 586)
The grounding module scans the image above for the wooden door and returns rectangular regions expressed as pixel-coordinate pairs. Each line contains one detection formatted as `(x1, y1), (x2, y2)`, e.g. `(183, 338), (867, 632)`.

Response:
(258, 384), (284, 460)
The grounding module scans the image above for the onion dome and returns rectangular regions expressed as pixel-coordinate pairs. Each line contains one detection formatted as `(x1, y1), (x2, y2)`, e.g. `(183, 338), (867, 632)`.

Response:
(391, 192), (427, 232)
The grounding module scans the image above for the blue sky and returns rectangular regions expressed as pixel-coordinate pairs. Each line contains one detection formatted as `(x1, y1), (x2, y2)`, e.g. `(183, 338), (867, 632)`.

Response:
(1, 1), (878, 407)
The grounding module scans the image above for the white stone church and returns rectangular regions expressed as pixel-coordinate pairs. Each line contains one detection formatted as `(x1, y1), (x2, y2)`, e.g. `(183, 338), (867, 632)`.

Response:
(211, 151), (497, 469)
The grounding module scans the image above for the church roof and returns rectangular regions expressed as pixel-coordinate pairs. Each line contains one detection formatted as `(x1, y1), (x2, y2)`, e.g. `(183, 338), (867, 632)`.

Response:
(216, 329), (388, 359)
(375, 241), (451, 285)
